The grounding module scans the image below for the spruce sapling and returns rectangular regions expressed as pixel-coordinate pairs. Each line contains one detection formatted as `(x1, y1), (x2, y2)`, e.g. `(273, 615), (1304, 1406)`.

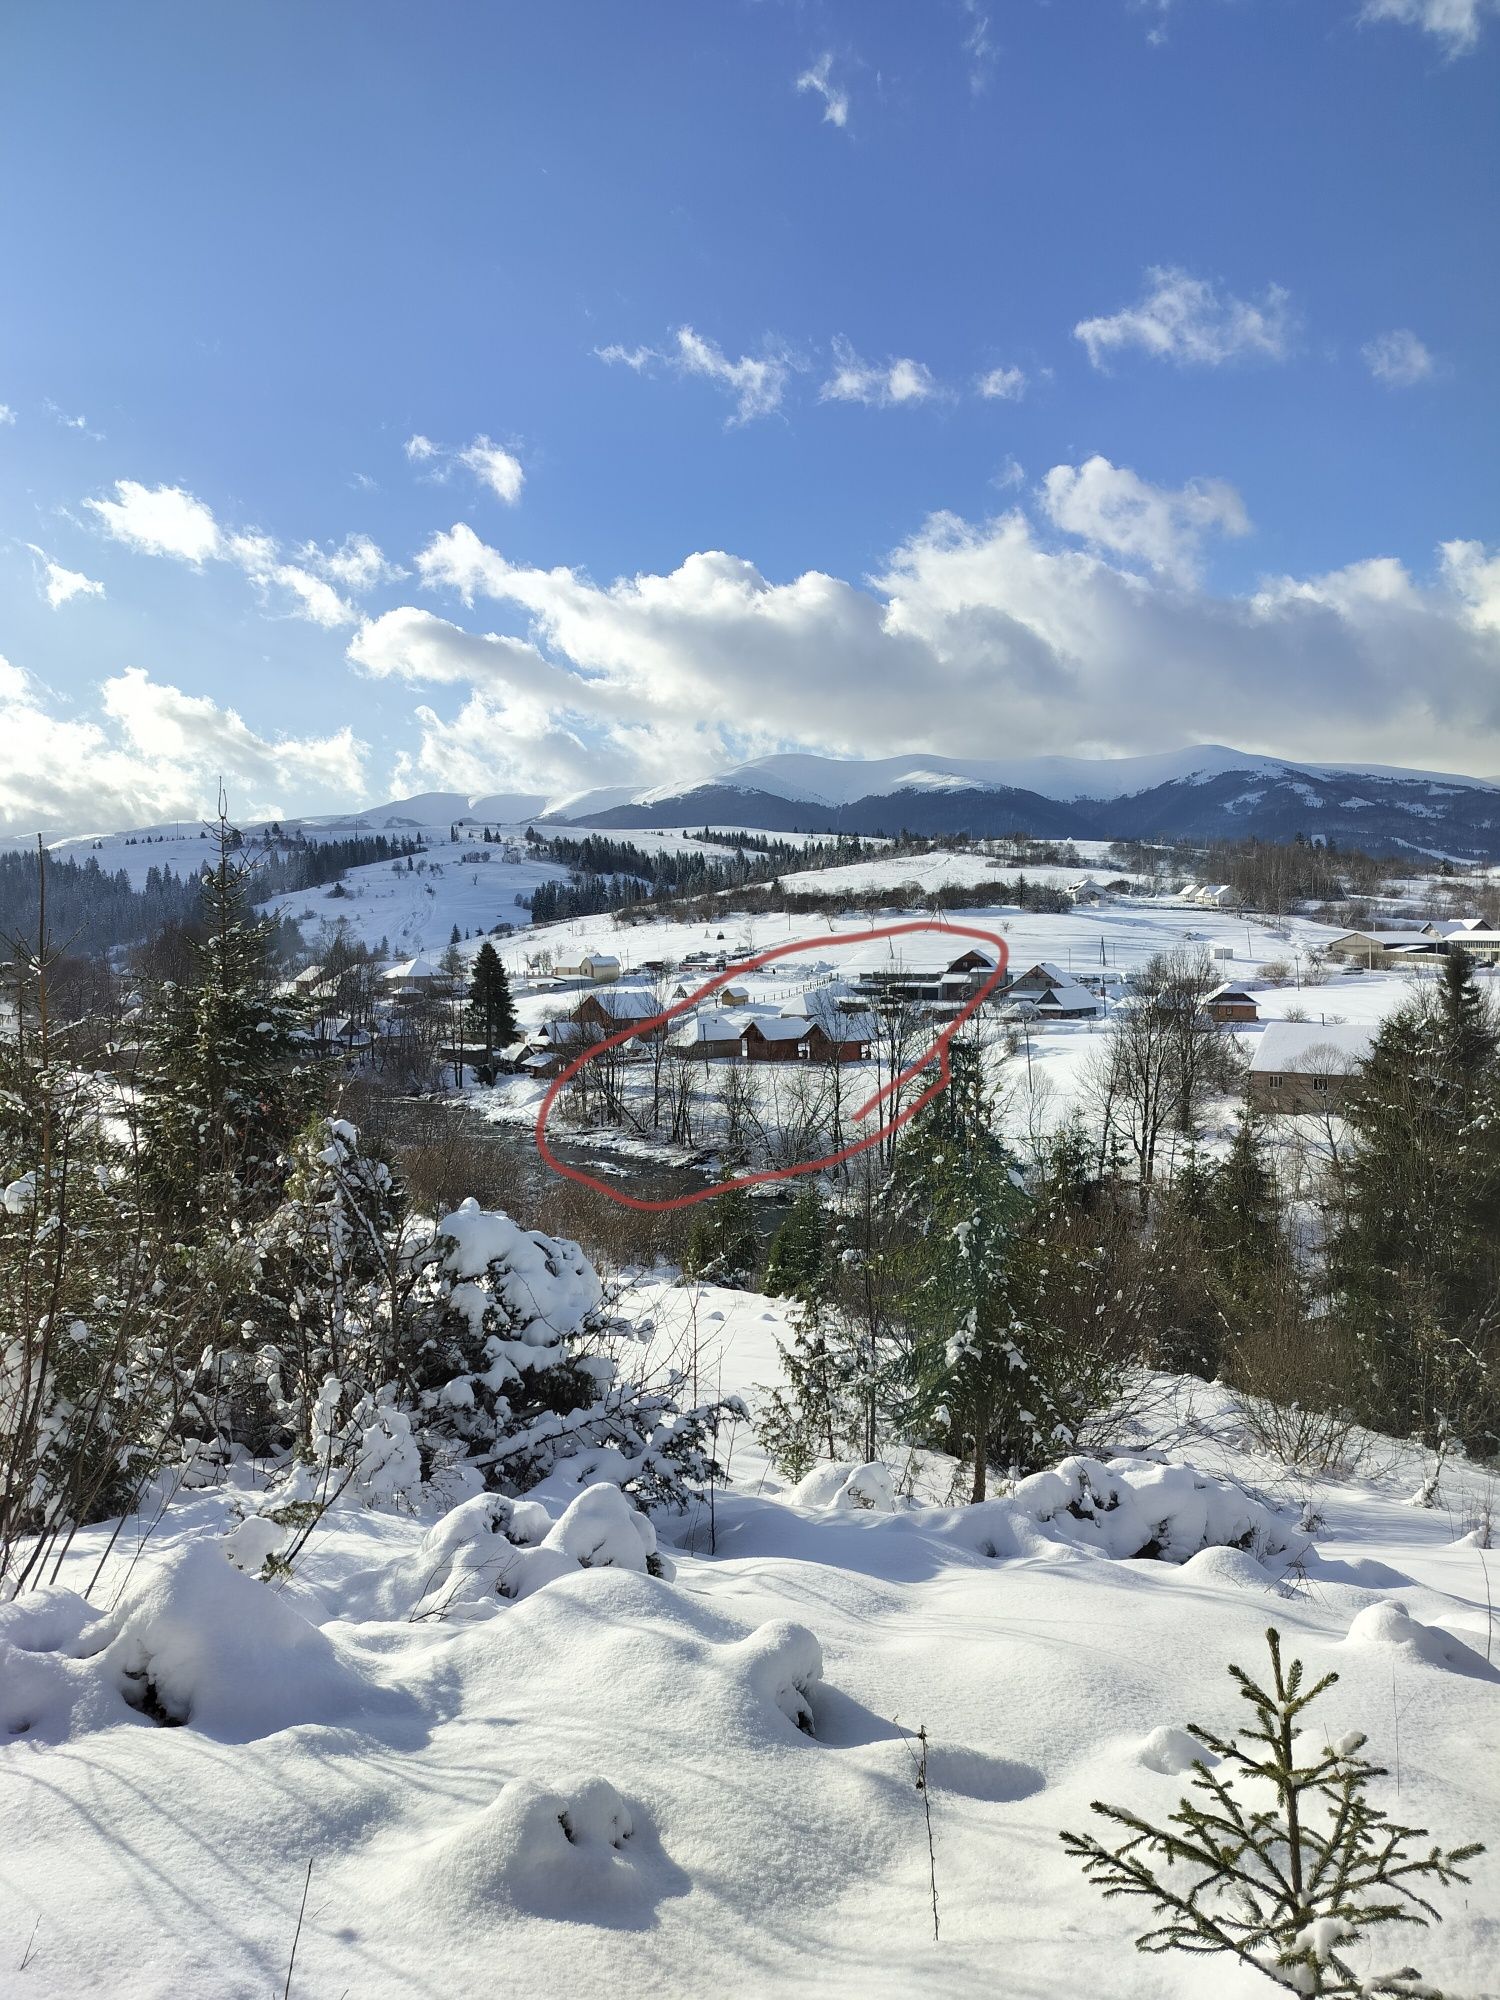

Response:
(1061, 1627), (1483, 1996)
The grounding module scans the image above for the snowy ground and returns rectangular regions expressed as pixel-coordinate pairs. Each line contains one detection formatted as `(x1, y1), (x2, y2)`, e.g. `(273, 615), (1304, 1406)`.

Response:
(3, 1276), (1497, 2000)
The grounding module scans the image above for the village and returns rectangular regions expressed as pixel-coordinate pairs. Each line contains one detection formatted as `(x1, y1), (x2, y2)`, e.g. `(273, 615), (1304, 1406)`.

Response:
(273, 841), (1500, 1161)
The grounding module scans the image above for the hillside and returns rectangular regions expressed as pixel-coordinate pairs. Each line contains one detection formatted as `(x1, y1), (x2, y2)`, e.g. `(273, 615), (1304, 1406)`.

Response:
(4, 1280), (1495, 2000)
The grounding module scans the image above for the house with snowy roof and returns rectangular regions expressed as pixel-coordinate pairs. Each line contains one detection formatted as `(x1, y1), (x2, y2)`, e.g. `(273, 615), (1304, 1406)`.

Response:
(1324, 930), (1444, 967)
(381, 954), (447, 995)
(1247, 1021), (1374, 1114)
(1205, 982), (1260, 1023)
(572, 988), (665, 1036)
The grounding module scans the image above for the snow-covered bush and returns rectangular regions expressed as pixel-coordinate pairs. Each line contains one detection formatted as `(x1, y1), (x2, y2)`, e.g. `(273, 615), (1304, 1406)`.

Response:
(405, 1196), (736, 1510)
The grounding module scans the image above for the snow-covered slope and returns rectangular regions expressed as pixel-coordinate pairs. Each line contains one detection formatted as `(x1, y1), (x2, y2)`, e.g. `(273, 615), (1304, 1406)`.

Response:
(3, 1282), (1496, 2000)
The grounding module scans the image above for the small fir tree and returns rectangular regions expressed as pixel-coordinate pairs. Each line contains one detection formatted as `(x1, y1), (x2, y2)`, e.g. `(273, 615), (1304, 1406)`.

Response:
(1062, 1627), (1483, 1996)
(682, 1182), (760, 1288)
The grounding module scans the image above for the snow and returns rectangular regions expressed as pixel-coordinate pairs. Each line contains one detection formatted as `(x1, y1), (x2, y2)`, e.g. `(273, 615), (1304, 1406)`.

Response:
(5, 1266), (1498, 1997)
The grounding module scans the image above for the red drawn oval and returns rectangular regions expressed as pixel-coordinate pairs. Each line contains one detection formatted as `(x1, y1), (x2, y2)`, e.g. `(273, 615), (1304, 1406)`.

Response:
(531, 919), (1010, 1212)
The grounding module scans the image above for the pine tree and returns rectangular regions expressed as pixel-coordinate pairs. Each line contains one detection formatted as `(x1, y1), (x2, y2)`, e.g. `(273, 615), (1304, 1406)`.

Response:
(1326, 955), (1500, 1452)
(683, 1182), (760, 1287)
(139, 809), (322, 1235)
(467, 941), (519, 1061)
(1063, 1627), (1483, 1996)
(756, 1188), (863, 1474)
(764, 1188), (826, 1299)
(893, 1040), (1039, 1501)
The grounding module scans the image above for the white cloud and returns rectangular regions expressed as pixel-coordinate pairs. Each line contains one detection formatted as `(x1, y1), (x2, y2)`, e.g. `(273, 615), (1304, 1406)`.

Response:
(26, 545), (105, 609)
(404, 431), (525, 504)
(297, 532), (404, 592)
(86, 479), (222, 562)
(0, 404), (14, 425)
(596, 327), (796, 424)
(1075, 265), (1293, 369)
(0, 659), (367, 836)
(1362, 0), (1495, 53)
(960, 1), (996, 92)
(1363, 328), (1437, 387)
(1039, 455), (1250, 582)
(594, 343), (655, 371)
(376, 489), (1500, 788)
(976, 364), (1027, 401)
(795, 52), (849, 128)
(84, 478), (367, 626)
(674, 326), (794, 424)
(821, 338), (941, 407)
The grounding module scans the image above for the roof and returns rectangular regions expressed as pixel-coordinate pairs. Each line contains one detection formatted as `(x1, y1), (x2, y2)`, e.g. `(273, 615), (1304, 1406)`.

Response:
(1206, 982), (1258, 1003)
(675, 1009), (756, 1045)
(1014, 961), (1069, 985)
(1031, 981), (1100, 1011)
(1331, 930), (1436, 948)
(806, 1010), (878, 1041)
(1249, 1021), (1375, 1075)
(579, 988), (660, 1020)
(383, 954), (442, 981)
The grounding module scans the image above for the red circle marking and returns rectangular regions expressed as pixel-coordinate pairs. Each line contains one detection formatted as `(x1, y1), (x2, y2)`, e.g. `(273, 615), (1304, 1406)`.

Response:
(531, 920), (1010, 1211)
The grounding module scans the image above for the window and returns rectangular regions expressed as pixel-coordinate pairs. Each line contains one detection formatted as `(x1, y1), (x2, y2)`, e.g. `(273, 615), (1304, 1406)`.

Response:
(1312, 1075), (1329, 1092)
(1267, 1075), (1283, 1089)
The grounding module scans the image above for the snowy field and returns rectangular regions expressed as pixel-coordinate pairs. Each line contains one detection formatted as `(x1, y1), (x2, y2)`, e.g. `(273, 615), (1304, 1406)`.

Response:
(495, 889), (1344, 988)
(2, 1277), (1496, 2000)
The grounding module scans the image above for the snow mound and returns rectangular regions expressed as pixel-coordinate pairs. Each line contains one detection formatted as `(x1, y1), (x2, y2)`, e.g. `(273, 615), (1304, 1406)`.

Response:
(1342, 1599), (1497, 1680)
(1178, 1545), (1275, 1590)
(0, 1588), (123, 1743)
(1138, 1724), (1217, 1774)
(101, 1541), (404, 1738)
(726, 1619), (824, 1736)
(405, 1774), (674, 1923)
(339, 1484), (655, 1622)
(548, 1481), (658, 1570)
(1008, 1455), (1303, 1565)
(789, 1461), (899, 1513)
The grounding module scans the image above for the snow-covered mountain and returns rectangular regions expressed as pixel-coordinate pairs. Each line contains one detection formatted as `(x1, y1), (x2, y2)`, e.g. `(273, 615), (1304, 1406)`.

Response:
(546, 745), (1500, 859)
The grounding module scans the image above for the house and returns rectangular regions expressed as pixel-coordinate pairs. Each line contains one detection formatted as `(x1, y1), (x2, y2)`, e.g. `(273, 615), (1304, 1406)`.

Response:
(381, 954), (448, 995)
(1423, 918), (1483, 937)
(844, 943), (998, 1017)
(1450, 929), (1500, 965)
(572, 989), (664, 1038)
(1205, 982), (1260, 1024)
(1194, 884), (1237, 909)
(1324, 930), (1444, 967)
(1027, 980), (1103, 1021)
(673, 1011), (753, 1060)
(740, 1018), (810, 1062)
(1066, 878), (1109, 905)
(1009, 961), (1071, 996)
(553, 950), (622, 982)
(1247, 1021), (1374, 1114)
(801, 1012), (877, 1063)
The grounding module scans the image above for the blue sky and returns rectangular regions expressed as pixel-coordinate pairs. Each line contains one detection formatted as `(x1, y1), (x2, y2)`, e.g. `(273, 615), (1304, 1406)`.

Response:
(2, 0), (1497, 832)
